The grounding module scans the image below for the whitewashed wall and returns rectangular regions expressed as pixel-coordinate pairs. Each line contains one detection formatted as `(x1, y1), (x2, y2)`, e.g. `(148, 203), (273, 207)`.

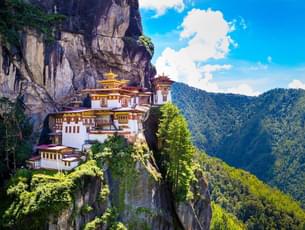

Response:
(62, 121), (88, 150)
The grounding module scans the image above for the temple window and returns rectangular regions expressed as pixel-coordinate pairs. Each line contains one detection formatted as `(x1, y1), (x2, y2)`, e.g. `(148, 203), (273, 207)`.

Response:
(73, 126), (76, 133)
(163, 94), (167, 102)
(117, 115), (128, 124)
(77, 126), (80, 133)
(122, 98), (128, 107)
(65, 127), (68, 133)
(101, 98), (108, 107)
(69, 126), (72, 133)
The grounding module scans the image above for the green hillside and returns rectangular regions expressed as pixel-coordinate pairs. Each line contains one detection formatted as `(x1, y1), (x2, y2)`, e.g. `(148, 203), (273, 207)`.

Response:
(198, 151), (305, 229)
(172, 82), (305, 207)
(155, 103), (305, 229)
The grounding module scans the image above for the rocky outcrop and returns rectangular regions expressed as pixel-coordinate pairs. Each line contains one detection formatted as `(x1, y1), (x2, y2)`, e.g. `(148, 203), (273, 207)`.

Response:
(0, 0), (155, 133)
(48, 176), (106, 230)
(48, 144), (211, 230)
(176, 171), (212, 230)
(103, 153), (211, 230)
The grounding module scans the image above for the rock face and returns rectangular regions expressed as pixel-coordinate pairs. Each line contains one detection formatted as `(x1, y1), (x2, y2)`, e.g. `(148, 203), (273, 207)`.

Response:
(52, 159), (211, 230)
(48, 176), (106, 230)
(0, 0), (155, 133)
(105, 161), (211, 230)
(176, 171), (212, 230)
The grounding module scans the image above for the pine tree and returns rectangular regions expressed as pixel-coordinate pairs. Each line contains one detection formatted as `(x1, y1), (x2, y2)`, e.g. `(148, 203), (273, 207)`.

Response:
(157, 103), (195, 201)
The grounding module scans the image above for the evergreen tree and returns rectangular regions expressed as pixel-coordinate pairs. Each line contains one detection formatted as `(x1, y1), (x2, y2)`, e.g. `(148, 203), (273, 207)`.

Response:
(0, 97), (32, 182)
(0, 0), (65, 48)
(157, 103), (195, 201)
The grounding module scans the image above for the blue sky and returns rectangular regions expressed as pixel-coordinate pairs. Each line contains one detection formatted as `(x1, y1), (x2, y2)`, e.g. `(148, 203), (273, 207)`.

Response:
(139, 0), (305, 95)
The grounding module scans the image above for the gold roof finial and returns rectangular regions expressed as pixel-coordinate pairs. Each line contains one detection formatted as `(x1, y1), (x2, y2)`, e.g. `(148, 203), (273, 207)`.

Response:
(104, 69), (118, 80)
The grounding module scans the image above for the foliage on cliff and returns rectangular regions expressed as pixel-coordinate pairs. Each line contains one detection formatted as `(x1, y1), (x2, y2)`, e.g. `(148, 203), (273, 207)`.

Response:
(157, 103), (196, 202)
(0, 97), (32, 183)
(172, 82), (305, 207)
(91, 136), (160, 229)
(0, 0), (65, 48)
(198, 152), (305, 229)
(84, 208), (127, 230)
(0, 160), (103, 229)
(138, 35), (154, 57)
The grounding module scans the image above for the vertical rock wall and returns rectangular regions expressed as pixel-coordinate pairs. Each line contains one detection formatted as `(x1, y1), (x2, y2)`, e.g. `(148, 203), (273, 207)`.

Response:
(0, 0), (155, 133)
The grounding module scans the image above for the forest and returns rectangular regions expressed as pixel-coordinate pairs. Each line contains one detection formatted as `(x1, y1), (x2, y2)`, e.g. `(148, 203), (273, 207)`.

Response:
(172, 82), (305, 207)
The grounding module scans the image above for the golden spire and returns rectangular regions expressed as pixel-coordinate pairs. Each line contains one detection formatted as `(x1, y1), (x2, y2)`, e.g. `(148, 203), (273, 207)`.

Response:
(104, 69), (118, 80)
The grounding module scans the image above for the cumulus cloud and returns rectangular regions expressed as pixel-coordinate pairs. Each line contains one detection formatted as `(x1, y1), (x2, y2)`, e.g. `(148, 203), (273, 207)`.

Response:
(288, 80), (305, 90)
(156, 9), (250, 93)
(179, 9), (236, 61)
(139, 0), (185, 16)
(155, 8), (259, 96)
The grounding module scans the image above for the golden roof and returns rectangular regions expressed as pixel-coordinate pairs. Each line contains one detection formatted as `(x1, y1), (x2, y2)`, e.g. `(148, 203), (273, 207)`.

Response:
(104, 70), (118, 80)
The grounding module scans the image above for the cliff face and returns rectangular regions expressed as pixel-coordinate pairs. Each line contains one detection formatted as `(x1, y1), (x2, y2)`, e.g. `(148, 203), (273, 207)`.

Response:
(48, 153), (211, 230)
(48, 176), (106, 230)
(0, 0), (155, 133)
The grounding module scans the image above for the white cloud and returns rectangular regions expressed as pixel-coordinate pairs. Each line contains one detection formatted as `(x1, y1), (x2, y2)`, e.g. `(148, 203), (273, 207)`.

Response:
(139, 0), (184, 16)
(156, 9), (245, 93)
(248, 62), (268, 71)
(226, 84), (260, 96)
(179, 9), (236, 61)
(288, 80), (305, 90)
(240, 17), (247, 30)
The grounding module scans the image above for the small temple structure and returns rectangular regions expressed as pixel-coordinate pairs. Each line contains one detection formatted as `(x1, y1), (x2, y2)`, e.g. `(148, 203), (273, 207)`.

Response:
(27, 71), (174, 171)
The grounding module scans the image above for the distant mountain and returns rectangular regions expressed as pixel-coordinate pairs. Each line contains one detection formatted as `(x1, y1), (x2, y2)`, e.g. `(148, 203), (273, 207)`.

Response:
(172, 82), (305, 207)
(198, 151), (305, 229)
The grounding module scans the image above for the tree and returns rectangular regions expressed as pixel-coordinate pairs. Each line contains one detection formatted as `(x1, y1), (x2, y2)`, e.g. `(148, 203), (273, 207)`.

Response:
(157, 103), (195, 201)
(0, 97), (32, 182)
(0, 0), (65, 48)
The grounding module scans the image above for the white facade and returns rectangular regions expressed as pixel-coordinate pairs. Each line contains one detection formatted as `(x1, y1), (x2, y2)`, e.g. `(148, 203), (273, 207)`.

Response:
(128, 119), (140, 133)
(27, 159), (41, 169)
(88, 133), (110, 143)
(40, 157), (79, 171)
(108, 99), (122, 108)
(154, 89), (172, 105)
(91, 98), (134, 109)
(91, 100), (101, 109)
(62, 121), (88, 150)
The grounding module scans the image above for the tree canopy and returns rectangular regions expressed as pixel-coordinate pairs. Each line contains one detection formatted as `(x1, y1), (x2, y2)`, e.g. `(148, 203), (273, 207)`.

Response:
(157, 103), (196, 202)
(172, 82), (305, 207)
(0, 97), (32, 182)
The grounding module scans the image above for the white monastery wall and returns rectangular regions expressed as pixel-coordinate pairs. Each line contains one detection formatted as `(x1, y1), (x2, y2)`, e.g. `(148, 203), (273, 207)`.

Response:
(40, 158), (76, 171)
(62, 121), (88, 150)
(128, 120), (139, 133)
(91, 100), (101, 109)
(89, 133), (109, 143)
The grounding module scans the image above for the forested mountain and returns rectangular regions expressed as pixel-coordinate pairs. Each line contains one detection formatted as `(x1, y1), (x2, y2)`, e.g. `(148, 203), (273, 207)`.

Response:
(147, 104), (305, 229)
(199, 151), (305, 229)
(172, 82), (305, 207)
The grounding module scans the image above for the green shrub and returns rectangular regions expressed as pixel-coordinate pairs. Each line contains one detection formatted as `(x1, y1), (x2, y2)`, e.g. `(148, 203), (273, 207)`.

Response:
(81, 204), (93, 215)
(138, 35), (154, 56)
(1, 160), (103, 229)
(0, 0), (65, 47)
(84, 208), (127, 230)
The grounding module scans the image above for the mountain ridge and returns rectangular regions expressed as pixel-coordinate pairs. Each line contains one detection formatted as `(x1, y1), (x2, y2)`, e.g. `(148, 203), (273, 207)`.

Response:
(172, 82), (305, 207)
